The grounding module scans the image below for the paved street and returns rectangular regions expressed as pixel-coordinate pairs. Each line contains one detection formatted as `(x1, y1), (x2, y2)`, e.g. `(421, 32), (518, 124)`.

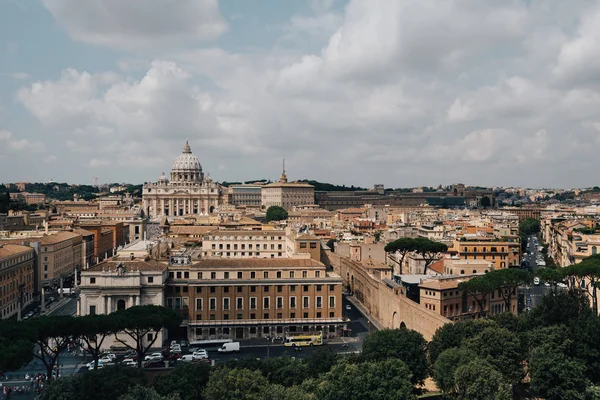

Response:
(520, 235), (554, 311)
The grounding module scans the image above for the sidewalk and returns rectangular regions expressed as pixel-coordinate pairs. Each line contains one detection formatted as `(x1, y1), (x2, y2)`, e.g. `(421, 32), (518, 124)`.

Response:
(345, 295), (385, 331)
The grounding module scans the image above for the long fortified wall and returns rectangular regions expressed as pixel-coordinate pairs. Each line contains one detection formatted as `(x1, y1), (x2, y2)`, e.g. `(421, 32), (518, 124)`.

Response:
(326, 251), (450, 341)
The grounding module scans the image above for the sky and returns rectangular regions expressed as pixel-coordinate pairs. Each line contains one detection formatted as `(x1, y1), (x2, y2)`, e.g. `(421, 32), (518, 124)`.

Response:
(1, 0), (600, 189)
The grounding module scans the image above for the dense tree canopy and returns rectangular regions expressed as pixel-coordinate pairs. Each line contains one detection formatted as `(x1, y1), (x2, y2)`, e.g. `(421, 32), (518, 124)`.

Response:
(265, 206), (288, 222)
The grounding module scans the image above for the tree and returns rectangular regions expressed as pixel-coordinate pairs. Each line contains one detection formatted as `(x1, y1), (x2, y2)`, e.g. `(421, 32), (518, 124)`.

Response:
(0, 329), (33, 374)
(384, 238), (417, 275)
(429, 319), (496, 365)
(433, 347), (478, 395)
(373, 231), (381, 242)
(529, 344), (589, 400)
(266, 206), (288, 222)
(119, 386), (181, 400)
(361, 328), (428, 385)
(462, 326), (524, 383)
(458, 275), (495, 316)
(454, 359), (512, 400)
(112, 305), (182, 368)
(152, 362), (211, 400)
(41, 365), (146, 400)
(571, 255), (600, 313)
(314, 359), (416, 400)
(266, 384), (314, 400)
(412, 238), (448, 269)
(204, 368), (272, 400)
(75, 314), (120, 370)
(480, 196), (491, 208)
(25, 316), (76, 381)
(485, 269), (532, 311)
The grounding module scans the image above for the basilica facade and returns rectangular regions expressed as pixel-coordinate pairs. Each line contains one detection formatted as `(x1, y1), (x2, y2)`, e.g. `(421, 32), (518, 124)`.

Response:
(142, 141), (226, 218)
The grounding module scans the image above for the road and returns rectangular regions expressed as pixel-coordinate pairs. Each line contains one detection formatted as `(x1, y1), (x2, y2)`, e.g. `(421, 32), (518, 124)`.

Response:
(48, 297), (77, 316)
(520, 235), (554, 311)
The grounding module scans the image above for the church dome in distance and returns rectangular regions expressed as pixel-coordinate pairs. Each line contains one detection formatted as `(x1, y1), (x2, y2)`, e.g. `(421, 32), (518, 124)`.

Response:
(171, 141), (203, 183)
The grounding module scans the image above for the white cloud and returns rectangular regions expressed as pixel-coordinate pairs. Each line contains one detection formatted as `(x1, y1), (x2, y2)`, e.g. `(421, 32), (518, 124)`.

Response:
(44, 155), (57, 163)
(41, 0), (228, 50)
(0, 130), (44, 153)
(11, 0), (600, 187)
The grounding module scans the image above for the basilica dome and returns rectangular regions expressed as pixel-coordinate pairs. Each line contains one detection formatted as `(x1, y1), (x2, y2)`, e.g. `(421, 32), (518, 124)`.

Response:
(170, 141), (204, 183)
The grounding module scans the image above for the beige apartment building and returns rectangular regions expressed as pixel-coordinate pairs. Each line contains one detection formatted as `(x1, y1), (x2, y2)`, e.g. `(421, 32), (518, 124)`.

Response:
(0, 244), (35, 319)
(37, 231), (83, 291)
(419, 275), (517, 320)
(261, 170), (314, 210)
(202, 230), (289, 258)
(167, 257), (344, 340)
(456, 238), (520, 269)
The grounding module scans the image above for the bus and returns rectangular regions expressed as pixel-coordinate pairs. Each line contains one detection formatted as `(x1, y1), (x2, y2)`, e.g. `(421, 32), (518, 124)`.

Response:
(188, 338), (233, 351)
(284, 331), (323, 347)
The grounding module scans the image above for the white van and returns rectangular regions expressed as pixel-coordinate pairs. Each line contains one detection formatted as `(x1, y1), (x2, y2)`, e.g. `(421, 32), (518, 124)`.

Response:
(218, 342), (240, 353)
(533, 277), (540, 285)
(178, 354), (194, 362)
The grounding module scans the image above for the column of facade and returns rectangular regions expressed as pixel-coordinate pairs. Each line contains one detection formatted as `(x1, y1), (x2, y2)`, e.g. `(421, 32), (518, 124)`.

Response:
(169, 199), (174, 216)
(80, 295), (87, 316)
(129, 295), (135, 308)
(107, 296), (112, 314)
(135, 295), (141, 306)
(102, 295), (106, 314)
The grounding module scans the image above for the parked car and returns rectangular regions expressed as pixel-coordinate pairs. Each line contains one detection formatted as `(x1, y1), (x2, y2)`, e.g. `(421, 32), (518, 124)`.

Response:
(101, 353), (116, 361)
(86, 360), (104, 370)
(178, 354), (194, 362)
(122, 358), (136, 364)
(123, 361), (137, 368)
(192, 350), (209, 360)
(533, 277), (540, 285)
(345, 305), (352, 311)
(145, 352), (163, 361)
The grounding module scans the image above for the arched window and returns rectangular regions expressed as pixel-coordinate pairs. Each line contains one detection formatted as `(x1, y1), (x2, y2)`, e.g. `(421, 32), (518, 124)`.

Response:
(473, 270), (477, 274)
(460, 270), (465, 275)
(117, 299), (126, 311)
(593, 246), (598, 255)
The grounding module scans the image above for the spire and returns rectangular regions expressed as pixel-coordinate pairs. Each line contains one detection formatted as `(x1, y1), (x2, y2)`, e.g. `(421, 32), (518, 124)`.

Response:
(280, 158), (288, 183)
(183, 140), (191, 154)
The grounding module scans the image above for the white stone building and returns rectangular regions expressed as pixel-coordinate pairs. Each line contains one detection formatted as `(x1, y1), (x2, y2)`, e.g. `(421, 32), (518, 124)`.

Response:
(142, 141), (226, 218)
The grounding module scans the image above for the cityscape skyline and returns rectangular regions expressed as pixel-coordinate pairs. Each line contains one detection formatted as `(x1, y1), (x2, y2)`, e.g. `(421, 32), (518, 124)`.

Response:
(2, 0), (600, 187)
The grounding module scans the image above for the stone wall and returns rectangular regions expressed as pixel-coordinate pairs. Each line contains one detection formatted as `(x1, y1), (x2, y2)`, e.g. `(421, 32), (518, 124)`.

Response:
(327, 250), (450, 341)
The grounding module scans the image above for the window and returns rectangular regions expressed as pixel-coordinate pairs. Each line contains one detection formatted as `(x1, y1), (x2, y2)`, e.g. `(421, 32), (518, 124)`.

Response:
(147, 333), (153, 341)
(177, 272), (182, 279)
(90, 277), (96, 284)
(250, 297), (257, 309)
(197, 272), (203, 279)
(196, 298), (203, 311)
(316, 285), (322, 292)
(329, 296), (335, 308)
(317, 312), (322, 318)
(209, 298), (216, 311)
(264, 285), (270, 292)
(329, 284), (335, 291)
(237, 272), (242, 279)
(263, 297), (270, 308)
(277, 285), (283, 292)
(148, 276), (154, 283)
(210, 286), (216, 293)
(251, 272), (256, 279)
(303, 296), (309, 308)
(316, 296), (323, 308)
(196, 287), (202, 293)
(184, 272), (189, 279)
(290, 296), (296, 308)
(169, 272), (174, 279)
(224, 272), (229, 279)
(290, 285), (296, 292)
(251, 313), (256, 320)
(277, 313), (282, 319)
(289, 271), (295, 278)
(117, 299), (126, 311)
(211, 272), (216, 279)
(315, 271), (320, 278)
(224, 286), (229, 293)
(303, 285), (309, 292)
(302, 271), (308, 278)
(237, 313), (242, 319)
(264, 313), (269, 319)
(237, 286), (243, 293)
(276, 271), (282, 278)
(300, 243), (307, 248)
(276, 297), (283, 309)
(250, 286), (256, 293)
(237, 297), (243, 309)
(223, 298), (230, 310)
(290, 312), (296, 318)
(89, 305), (96, 315)
(303, 312), (309, 318)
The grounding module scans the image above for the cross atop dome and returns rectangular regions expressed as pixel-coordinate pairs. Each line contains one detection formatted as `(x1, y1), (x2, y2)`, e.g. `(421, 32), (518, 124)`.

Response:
(183, 140), (191, 154)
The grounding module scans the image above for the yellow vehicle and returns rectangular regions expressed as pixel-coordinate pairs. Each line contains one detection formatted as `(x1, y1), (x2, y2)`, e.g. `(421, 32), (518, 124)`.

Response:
(284, 331), (323, 347)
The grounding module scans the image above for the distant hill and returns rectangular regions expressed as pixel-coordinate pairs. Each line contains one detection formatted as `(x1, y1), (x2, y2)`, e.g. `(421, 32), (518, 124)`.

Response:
(298, 180), (367, 192)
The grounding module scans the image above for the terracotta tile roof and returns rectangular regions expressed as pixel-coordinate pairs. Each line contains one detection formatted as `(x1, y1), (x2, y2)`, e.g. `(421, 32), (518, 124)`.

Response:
(38, 231), (81, 244)
(86, 259), (167, 272)
(0, 244), (34, 259)
(296, 234), (320, 241)
(419, 276), (472, 291)
(205, 230), (285, 237)
(193, 258), (324, 269)
(169, 226), (216, 235)
(427, 259), (445, 274)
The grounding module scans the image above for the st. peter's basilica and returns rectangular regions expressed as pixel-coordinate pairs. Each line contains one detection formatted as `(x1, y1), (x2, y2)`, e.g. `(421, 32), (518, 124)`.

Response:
(142, 141), (225, 218)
